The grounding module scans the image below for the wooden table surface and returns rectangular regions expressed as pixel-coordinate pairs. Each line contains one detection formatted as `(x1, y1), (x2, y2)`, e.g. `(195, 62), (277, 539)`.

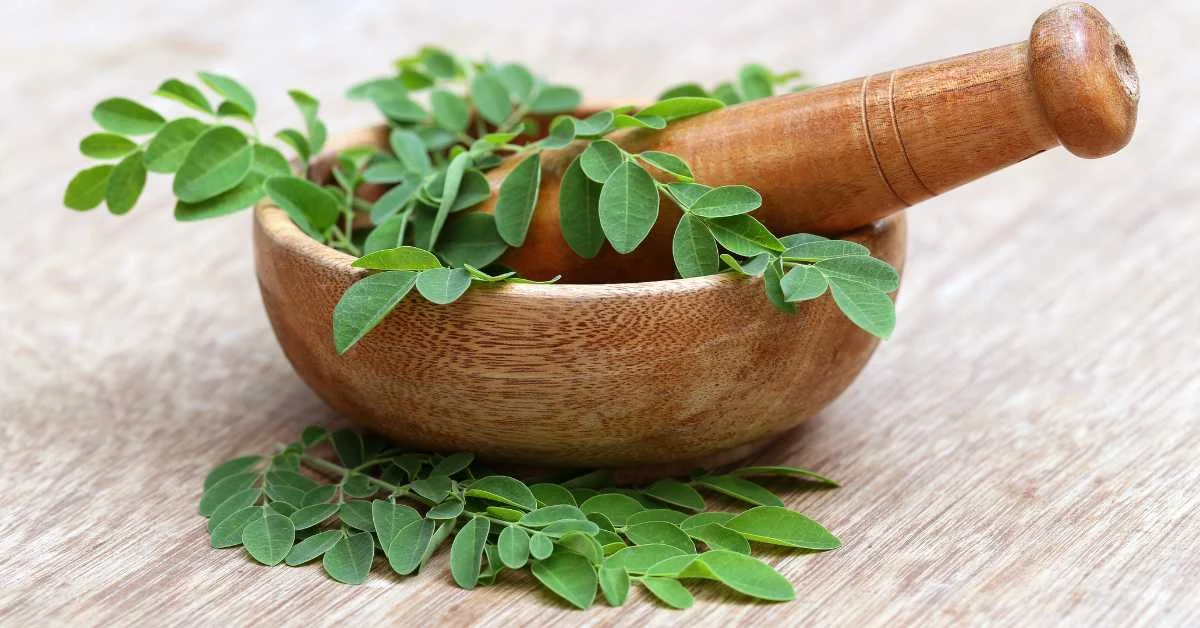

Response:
(2, 0), (1197, 625)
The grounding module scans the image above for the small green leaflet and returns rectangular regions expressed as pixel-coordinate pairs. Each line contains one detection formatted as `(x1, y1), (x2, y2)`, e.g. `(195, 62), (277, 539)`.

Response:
(705, 214), (784, 256)
(679, 512), (735, 532)
(153, 78), (213, 114)
(390, 128), (432, 174)
(428, 498), (465, 520)
(738, 64), (774, 100)
(579, 140), (624, 183)
(198, 71), (256, 119)
(289, 503), (339, 530)
(252, 145), (291, 178)
(199, 472), (258, 515)
(658, 82), (708, 99)
(519, 504), (589, 527)
(372, 500), (420, 547)
(641, 577), (694, 609)
(338, 501), (375, 533)
(105, 151), (146, 215)
(542, 519), (600, 538)
(529, 85), (581, 114)
(599, 564), (630, 606)
(814, 255), (900, 292)
(598, 161), (659, 254)
(612, 114), (666, 130)
(465, 476), (537, 510)
(497, 526), (530, 569)
(363, 159), (406, 184)
(557, 531), (604, 565)
(725, 506), (841, 549)
(287, 89), (326, 155)
(352, 246), (442, 271)
(241, 513), (295, 566)
(64, 165), (114, 211)
(624, 522), (696, 553)
(638, 151), (693, 181)
(626, 509), (688, 526)
(92, 98), (165, 135)
(495, 153), (542, 246)
(471, 73), (512, 124)
(557, 157), (605, 258)
(579, 493), (643, 526)
(144, 118), (207, 173)
(210, 506), (263, 548)
(429, 151), (470, 247)
(666, 182), (712, 208)
(207, 489), (262, 532)
(780, 265), (828, 302)
(827, 276), (896, 337)
(330, 428), (365, 468)
(574, 111), (614, 136)
(285, 530), (343, 566)
(691, 550), (795, 602)
(323, 531), (375, 584)
(387, 518), (435, 575)
(437, 213), (508, 268)
(419, 46), (459, 79)
(687, 185), (762, 218)
(173, 126), (253, 203)
(636, 96), (724, 121)
(530, 550), (596, 609)
(783, 238), (869, 261)
(495, 63), (535, 102)
(370, 179), (420, 224)
(672, 214), (719, 278)
(694, 476), (785, 507)
(331, 270), (419, 354)
(264, 176), (341, 233)
(764, 258), (792, 313)
(687, 524), (750, 554)
(530, 483), (577, 507)
(728, 465), (839, 486)
(204, 455), (261, 489)
(529, 532), (554, 560)
(543, 116), (577, 149)
(415, 268), (472, 305)
(721, 253), (771, 277)
(79, 133), (137, 159)
(450, 516), (490, 589)
(644, 480), (706, 511)
(430, 89), (469, 132)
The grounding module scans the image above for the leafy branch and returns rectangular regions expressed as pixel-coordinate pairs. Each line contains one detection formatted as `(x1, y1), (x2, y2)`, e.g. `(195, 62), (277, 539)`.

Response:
(201, 426), (842, 610)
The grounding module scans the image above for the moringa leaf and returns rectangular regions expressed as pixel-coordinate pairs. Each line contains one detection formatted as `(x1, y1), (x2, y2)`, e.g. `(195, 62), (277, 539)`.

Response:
(337, 501), (375, 533)
(105, 150), (146, 215)
(450, 170), (491, 212)
(693, 476), (784, 507)
(430, 151), (471, 247)
(764, 258), (795, 314)
(624, 522), (696, 553)
(705, 214), (784, 256)
(687, 185), (762, 218)
(678, 511), (736, 532)
(174, 126), (253, 203)
(352, 246), (442, 271)
(495, 63), (535, 102)
(331, 271), (418, 354)
(465, 476), (537, 510)
(599, 564), (630, 606)
(520, 504), (589, 528)
(64, 165), (114, 211)
(827, 277), (896, 339)
(541, 519), (600, 538)
(783, 238), (869, 261)
(362, 159), (407, 184)
(79, 133), (137, 159)
(738, 64), (774, 101)
(598, 161), (659, 254)
(687, 523), (750, 554)
(471, 73), (512, 125)
(241, 512), (295, 566)
(530, 483), (577, 507)
(579, 140), (624, 183)
(498, 526), (530, 569)
(728, 465), (839, 486)
(542, 116), (576, 149)
(92, 98), (165, 135)
(430, 89), (470, 132)
(204, 455), (262, 489)
(428, 498), (465, 520)
(322, 531), (375, 584)
(638, 151), (693, 181)
(494, 153), (541, 246)
(416, 267), (472, 305)
(672, 214), (719, 278)
(579, 493), (643, 526)
(531, 550), (597, 609)
(636, 96), (724, 121)
(658, 83), (708, 99)
(200, 472), (259, 516)
(369, 179), (419, 224)
(529, 85), (581, 114)
(814, 255), (900, 292)
(154, 78), (213, 114)
(387, 518), (436, 576)
(612, 113), (667, 130)
(693, 550), (795, 601)
(721, 252), (771, 277)
(557, 531), (604, 565)
(144, 118), (207, 173)
(725, 506), (841, 549)
(389, 128), (432, 175)
(438, 212), (508, 268)
(641, 577), (694, 609)
(429, 452), (474, 476)
(625, 509), (688, 526)
(330, 428), (365, 468)
(207, 488), (262, 532)
(371, 500), (420, 547)
(289, 503), (339, 530)
(558, 157), (605, 259)
(529, 532), (554, 560)
(410, 475), (452, 503)
(780, 265), (828, 302)
(285, 529), (343, 566)
(574, 110), (615, 136)
(450, 516), (491, 589)
(210, 506), (263, 548)
(665, 182), (712, 209)
(198, 71), (256, 118)
(643, 479), (706, 512)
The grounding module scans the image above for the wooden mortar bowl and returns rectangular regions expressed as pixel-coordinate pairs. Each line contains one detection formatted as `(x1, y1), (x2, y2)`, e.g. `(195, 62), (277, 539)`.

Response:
(253, 127), (907, 469)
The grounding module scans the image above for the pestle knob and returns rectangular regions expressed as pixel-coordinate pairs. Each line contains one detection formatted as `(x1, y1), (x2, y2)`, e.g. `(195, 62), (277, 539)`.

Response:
(480, 2), (1139, 282)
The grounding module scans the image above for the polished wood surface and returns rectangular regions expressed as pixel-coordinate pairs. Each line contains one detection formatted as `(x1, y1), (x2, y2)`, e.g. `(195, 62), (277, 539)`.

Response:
(483, 2), (1139, 282)
(3, 1), (1196, 625)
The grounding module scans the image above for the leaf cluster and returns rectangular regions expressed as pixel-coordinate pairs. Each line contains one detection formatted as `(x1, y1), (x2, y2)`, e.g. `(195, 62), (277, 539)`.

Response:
(200, 426), (842, 610)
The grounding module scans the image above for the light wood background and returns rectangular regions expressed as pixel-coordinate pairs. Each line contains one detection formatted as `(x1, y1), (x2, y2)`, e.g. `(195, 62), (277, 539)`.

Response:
(2, 0), (1198, 625)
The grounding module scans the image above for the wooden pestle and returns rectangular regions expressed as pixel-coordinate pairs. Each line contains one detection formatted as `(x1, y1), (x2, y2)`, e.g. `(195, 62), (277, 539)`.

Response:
(477, 2), (1139, 282)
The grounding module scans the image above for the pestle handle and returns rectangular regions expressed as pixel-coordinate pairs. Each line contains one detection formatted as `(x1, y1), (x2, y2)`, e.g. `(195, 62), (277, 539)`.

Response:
(483, 2), (1139, 282)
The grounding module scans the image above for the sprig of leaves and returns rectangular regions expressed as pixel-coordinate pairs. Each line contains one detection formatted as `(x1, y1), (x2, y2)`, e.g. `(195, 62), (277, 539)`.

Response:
(200, 426), (841, 611)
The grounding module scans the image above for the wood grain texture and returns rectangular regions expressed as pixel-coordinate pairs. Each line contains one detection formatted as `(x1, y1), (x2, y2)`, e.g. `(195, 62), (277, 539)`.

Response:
(1, 0), (1198, 625)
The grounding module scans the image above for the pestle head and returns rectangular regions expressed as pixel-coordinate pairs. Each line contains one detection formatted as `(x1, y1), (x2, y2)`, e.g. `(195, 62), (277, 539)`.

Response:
(1029, 2), (1139, 158)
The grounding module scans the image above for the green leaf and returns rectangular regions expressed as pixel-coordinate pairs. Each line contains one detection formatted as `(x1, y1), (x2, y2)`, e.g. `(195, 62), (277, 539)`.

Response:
(430, 89), (470, 132)
(289, 503), (339, 530)
(387, 518), (436, 575)
(687, 523), (750, 554)
(531, 550), (597, 609)
(419, 46), (459, 79)
(287, 89), (326, 154)
(363, 159), (407, 184)
(430, 152), (471, 247)
(672, 214), (718, 278)
(450, 516), (491, 589)
(638, 151), (693, 180)
(624, 522), (696, 553)
(495, 63), (535, 102)
(626, 509), (688, 526)
(694, 550), (795, 601)
(346, 77), (406, 101)
(643, 554), (699, 577)
(574, 111), (615, 136)
(713, 82), (742, 105)
(738, 64), (774, 101)
(520, 504), (589, 528)
(494, 153), (541, 246)
(375, 93), (428, 123)
(471, 73), (512, 125)
(543, 116), (577, 149)
(241, 512), (295, 566)
(337, 501), (375, 533)
(783, 238), (869, 261)
(643, 479), (706, 512)
(64, 165), (114, 211)
(285, 529), (343, 566)
(389, 129), (432, 174)
(598, 161), (659, 254)
(353, 246), (442, 271)
(694, 476), (784, 507)
(438, 213), (508, 268)
(579, 493), (643, 526)
(207, 488), (262, 532)
(497, 526), (531, 569)
(658, 83), (708, 99)
(198, 71), (256, 119)
(153, 78), (213, 114)
(450, 171), (491, 211)
(706, 214), (784, 256)
(542, 519), (601, 538)
(728, 465), (839, 486)
(329, 428), (364, 468)
(415, 267), (472, 305)
(331, 270), (418, 354)
(428, 498), (465, 520)
(687, 185), (762, 218)
(264, 175), (340, 232)
(92, 98), (165, 135)
(267, 469), (318, 492)
(173, 126), (252, 203)
(764, 257), (795, 314)
(781, 265), (828, 302)
(721, 253), (771, 277)
(275, 129), (311, 163)
(420, 520), (455, 569)
(104, 151), (146, 215)
(815, 255), (900, 292)
(252, 145), (292, 178)
(666, 182), (712, 208)
(216, 99), (253, 124)
(266, 499), (297, 517)
(579, 140), (624, 183)
(679, 512), (735, 532)
(636, 96), (724, 121)
(322, 531), (375, 584)
(200, 472), (258, 516)
(641, 577), (694, 609)
(371, 500), (421, 547)
(210, 506), (263, 548)
(465, 476), (537, 510)
(599, 564), (630, 606)
(529, 532), (554, 560)
(612, 114), (666, 130)
(410, 476), (452, 503)
(558, 157), (605, 259)
(265, 484), (306, 507)
(557, 531), (604, 565)
(826, 278), (896, 338)
(529, 85), (581, 114)
(204, 455), (262, 489)
(144, 118), (207, 173)
(429, 452), (474, 476)
(79, 133), (137, 159)
(300, 425), (328, 447)
(369, 179), (420, 224)
(530, 484), (577, 507)
(725, 506), (840, 549)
